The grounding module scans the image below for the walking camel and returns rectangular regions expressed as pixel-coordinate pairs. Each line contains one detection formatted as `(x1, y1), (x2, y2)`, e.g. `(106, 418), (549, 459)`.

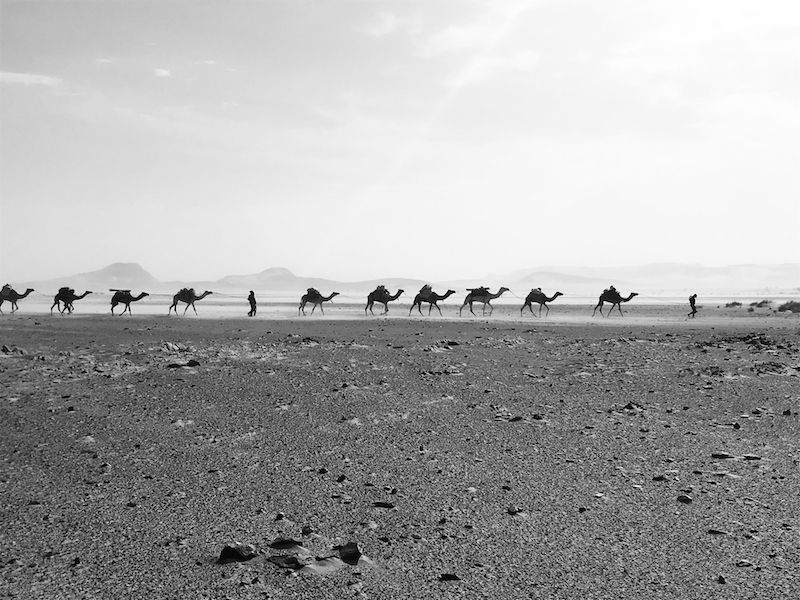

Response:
(409, 287), (456, 316)
(521, 289), (564, 318)
(299, 289), (339, 316)
(459, 287), (510, 316)
(365, 286), (404, 315)
(51, 288), (92, 314)
(110, 290), (150, 316)
(0, 287), (34, 314)
(592, 288), (638, 317)
(168, 288), (213, 315)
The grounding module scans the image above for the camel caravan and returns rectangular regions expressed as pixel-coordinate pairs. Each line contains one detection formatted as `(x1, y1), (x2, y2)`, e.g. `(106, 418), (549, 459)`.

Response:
(1, 280), (648, 318)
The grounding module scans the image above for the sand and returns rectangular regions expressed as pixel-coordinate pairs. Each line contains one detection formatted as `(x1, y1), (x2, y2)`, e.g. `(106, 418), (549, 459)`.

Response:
(0, 307), (798, 599)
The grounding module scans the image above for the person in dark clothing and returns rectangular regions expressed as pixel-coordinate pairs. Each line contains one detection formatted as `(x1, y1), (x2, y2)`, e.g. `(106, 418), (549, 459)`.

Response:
(688, 294), (698, 318)
(247, 291), (257, 317)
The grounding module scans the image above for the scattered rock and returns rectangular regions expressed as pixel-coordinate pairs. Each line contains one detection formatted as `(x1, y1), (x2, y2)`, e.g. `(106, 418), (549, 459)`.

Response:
(373, 501), (395, 509)
(711, 452), (735, 459)
(217, 542), (257, 564)
(439, 573), (461, 581)
(338, 542), (362, 565)
(677, 494), (693, 504)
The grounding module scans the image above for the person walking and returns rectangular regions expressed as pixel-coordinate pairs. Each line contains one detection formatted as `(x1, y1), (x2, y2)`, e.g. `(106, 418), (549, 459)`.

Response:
(247, 290), (257, 317)
(688, 293), (698, 318)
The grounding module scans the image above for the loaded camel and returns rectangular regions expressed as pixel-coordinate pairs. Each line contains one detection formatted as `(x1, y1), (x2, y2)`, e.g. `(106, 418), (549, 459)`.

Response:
(0, 286), (34, 314)
(365, 286), (404, 316)
(110, 290), (150, 316)
(409, 286), (456, 316)
(459, 287), (509, 316)
(299, 289), (339, 316)
(592, 287), (638, 317)
(168, 288), (213, 315)
(51, 288), (92, 314)
(521, 289), (563, 318)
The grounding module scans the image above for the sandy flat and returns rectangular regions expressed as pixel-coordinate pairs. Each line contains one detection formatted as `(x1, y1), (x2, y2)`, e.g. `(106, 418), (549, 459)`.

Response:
(0, 309), (798, 598)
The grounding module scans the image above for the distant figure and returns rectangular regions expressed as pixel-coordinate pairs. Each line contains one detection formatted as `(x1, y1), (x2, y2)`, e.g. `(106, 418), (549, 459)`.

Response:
(688, 294), (698, 318)
(247, 291), (257, 317)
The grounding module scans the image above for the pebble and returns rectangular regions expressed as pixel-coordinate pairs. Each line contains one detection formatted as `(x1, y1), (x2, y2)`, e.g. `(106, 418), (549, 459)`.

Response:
(711, 452), (735, 459)
(677, 494), (693, 504)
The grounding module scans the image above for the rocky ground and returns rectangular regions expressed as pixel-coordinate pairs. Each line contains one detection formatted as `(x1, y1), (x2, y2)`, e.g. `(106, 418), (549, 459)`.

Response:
(0, 311), (798, 599)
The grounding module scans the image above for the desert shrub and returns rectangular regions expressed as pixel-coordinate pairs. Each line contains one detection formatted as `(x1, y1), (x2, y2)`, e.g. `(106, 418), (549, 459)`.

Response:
(749, 300), (772, 308)
(747, 307), (754, 312)
(725, 301), (742, 308)
(777, 300), (800, 313)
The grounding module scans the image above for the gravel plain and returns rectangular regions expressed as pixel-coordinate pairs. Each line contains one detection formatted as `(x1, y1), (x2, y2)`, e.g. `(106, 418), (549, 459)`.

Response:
(1, 305), (798, 599)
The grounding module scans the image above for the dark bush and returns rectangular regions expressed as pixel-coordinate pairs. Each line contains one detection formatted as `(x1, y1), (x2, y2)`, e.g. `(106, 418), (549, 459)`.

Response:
(777, 301), (800, 313)
(725, 301), (742, 308)
(749, 300), (772, 308)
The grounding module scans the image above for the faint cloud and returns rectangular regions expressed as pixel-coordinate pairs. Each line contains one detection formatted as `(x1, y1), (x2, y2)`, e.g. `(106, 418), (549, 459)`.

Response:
(448, 50), (539, 86)
(95, 58), (114, 65)
(154, 69), (171, 77)
(196, 60), (217, 66)
(0, 71), (61, 86)
(362, 10), (423, 37)
(364, 12), (399, 37)
(419, 24), (486, 57)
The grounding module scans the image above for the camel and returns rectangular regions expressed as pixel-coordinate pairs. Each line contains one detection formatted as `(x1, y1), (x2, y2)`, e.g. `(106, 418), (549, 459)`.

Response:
(365, 286), (404, 315)
(51, 288), (92, 314)
(592, 288), (638, 317)
(459, 287), (510, 316)
(168, 288), (213, 315)
(299, 289), (339, 316)
(0, 287), (34, 314)
(110, 290), (150, 316)
(409, 288), (456, 316)
(521, 289), (564, 318)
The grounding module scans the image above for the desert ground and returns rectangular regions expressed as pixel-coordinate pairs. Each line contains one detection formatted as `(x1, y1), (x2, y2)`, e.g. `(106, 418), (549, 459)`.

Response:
(0, 303), (798, 599)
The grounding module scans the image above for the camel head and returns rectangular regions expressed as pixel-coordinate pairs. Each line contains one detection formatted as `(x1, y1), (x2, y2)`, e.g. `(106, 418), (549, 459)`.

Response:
(498, 287), (510, 294)
(553, 292), (564, 298)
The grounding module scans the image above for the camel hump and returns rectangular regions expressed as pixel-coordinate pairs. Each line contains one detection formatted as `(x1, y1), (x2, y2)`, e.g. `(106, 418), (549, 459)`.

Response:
(1, 284), (11, 297)
(419, 284), (432, 299)
(110, 289), (131, 293)
(468, 286), (489, 296)
(59, 286), (72, 293)
(307, 287), (319, 296)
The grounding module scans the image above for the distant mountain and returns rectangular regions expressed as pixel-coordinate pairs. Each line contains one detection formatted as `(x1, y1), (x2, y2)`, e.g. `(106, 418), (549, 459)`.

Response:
(502, 263), (799, 294)
(29, 263), (161, 292)
(215, 267), (428, 295)
(25, 262), (799, 298)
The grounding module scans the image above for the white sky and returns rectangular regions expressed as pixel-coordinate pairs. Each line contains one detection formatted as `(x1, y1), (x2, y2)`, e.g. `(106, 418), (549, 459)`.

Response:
(1, 0), (798, 284)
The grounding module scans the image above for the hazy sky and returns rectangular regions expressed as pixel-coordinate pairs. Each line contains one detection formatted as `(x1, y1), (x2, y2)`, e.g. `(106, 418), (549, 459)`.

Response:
(1, 0), (798, 284)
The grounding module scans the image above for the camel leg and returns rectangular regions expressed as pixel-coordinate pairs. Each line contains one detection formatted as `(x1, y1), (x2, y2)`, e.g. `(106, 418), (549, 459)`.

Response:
(487, 302), (494, 316)
(592, 301), (603, 317)
(319, 304), (324, 315)
(616, 303), (624, 317)
(434, 303), (442, 316)
(542, 304), (549, 317)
